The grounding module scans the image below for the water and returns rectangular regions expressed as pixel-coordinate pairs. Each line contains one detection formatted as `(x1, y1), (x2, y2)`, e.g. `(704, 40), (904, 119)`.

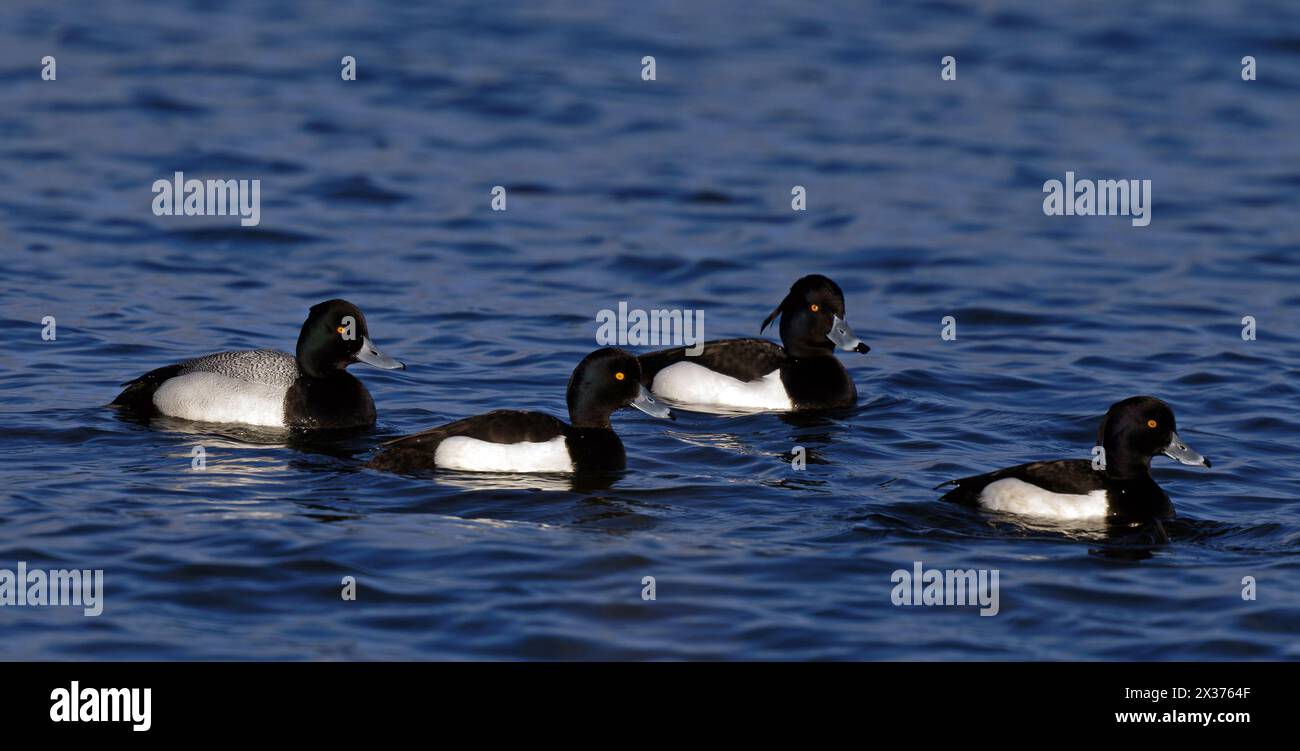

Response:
(2, 0), (1299, 660)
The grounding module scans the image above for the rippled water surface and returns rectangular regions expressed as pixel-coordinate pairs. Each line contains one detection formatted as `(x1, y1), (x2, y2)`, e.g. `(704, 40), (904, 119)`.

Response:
(3, 1), (1299, 659)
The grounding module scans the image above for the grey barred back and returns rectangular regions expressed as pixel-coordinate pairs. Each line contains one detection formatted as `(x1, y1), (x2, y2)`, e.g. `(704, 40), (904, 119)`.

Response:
(178, 349), (300, 386)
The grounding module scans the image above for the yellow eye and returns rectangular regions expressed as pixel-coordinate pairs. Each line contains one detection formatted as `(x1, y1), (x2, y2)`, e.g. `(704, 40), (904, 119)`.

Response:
(335, 326), (346, 335)
(810, 304), (819, 312)
(615, 371), (625, 381)
(1147, 419), (1158, 429)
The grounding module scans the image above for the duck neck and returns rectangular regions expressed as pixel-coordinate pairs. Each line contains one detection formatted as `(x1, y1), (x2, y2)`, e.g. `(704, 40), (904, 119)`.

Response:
(296, 352), (348, 380)
(1104, 446), (1153, 481)
(783, 341), (835, 359)
(568, 404), (614, 430)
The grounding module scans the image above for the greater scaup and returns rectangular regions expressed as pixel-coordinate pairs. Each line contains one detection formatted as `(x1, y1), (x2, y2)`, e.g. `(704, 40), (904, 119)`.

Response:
(369, 347), (671, 474)
(637, 274), (869, 412)
(110, 299), (404, 429)
(937, 396), (1211, 524)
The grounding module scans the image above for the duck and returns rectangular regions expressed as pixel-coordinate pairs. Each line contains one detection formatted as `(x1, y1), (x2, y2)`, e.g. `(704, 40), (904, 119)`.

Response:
(368, 347), (671, 474)
(637, 274), (870, 412)
(110, 299), (404, 429)
(937, 396), (1211, 524)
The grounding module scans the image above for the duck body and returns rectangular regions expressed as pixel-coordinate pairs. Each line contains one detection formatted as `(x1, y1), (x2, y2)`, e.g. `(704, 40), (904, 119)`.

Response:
(938, 459), (1173, 523)
(369, 410), (626, 473)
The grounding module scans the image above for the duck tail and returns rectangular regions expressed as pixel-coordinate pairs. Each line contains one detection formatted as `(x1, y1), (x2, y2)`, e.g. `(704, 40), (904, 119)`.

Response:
(109, 364), (181, 412)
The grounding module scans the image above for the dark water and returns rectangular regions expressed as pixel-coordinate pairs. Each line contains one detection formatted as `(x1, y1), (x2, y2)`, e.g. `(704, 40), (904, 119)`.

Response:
(2, 1), (1299, 659)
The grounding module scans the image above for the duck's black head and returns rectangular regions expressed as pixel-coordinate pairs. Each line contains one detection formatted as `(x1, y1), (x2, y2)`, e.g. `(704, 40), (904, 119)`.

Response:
(295, 299), (405, 378)
(1097, 396), (1210, 479)
(566, 347), (672, 428)
(760, 274), (870, 358)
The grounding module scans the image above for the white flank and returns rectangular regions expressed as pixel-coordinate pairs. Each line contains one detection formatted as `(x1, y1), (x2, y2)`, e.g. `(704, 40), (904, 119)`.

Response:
(434, 436), (574, 473)
(152, 372), (287, 427)
(978, 478), (1108, 520)
(651, 363), (793, 411)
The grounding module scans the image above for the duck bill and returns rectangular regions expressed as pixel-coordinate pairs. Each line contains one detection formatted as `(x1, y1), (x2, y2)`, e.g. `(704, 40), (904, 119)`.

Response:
(631, 384), (673, 419)
(1163, 431), (1210, 468)
(827, 315), (870, 354)
(355, 336), (405, 370)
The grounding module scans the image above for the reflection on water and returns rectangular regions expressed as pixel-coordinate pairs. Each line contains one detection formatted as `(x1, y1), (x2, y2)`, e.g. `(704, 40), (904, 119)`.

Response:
(424, 469), (617, 494)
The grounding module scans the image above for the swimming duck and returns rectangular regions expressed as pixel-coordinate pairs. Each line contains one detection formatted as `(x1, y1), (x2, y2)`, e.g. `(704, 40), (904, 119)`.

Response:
(937, 396), (1211, 523)
(637, 274), (869, 412)
(110, 299), (403, 429)
(369, 347), (671, 473)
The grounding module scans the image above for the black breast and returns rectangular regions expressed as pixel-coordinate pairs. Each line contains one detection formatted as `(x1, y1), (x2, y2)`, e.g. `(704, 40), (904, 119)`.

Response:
(564, 428), (627, 473)
(1103, 477), (1174, 523)
(284, 373), (376, 429)
(780, 356), (856, 410)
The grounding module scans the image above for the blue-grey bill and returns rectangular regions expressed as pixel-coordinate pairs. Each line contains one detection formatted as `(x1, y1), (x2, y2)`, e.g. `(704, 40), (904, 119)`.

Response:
(632, 384), (673, 419)
(827, 315), (870, 354)
(356, 337), (405, 370)
(1163, 431), (1210, 468)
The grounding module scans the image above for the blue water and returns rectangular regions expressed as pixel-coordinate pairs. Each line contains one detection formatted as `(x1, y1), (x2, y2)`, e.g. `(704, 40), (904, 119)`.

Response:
(2, 0), (1299, 660)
